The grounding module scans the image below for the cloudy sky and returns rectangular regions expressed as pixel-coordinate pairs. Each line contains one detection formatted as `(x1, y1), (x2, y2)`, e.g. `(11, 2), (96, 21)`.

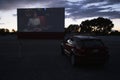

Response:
(0, 0), (120, 31)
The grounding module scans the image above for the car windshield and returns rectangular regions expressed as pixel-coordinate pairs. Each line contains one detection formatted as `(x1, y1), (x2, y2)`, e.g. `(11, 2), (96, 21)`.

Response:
(77, 39), (104, 47)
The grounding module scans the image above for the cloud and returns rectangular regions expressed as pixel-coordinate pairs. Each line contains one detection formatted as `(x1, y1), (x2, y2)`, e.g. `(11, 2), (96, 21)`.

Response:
(81, 0), (120, 5)
(12, 14), (17, 16)
(0, 23), (5, 25)
(107, 0), (120, 4)
(64, 0), (120, 19)
(0, 0), (120, 19)
(47, 0), (120, 19)
(0, 0), (63, 10)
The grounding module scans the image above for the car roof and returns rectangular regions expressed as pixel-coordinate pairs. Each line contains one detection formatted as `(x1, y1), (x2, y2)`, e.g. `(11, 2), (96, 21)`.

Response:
(73, 35), (99, 40)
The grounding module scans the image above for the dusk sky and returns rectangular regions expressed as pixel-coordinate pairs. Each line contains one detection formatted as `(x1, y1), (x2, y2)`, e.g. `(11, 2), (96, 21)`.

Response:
(0, 0), (120, 31)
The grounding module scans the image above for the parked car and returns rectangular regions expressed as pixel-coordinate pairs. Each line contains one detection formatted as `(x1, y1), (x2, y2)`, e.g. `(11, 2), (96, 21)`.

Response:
(61, 35), (109, 66)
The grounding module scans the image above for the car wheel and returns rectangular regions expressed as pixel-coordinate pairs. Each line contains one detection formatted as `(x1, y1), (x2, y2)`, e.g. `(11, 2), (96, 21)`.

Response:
(101, 58), (110, 68)
(97, 58), (110, 69)
(71, 54), (77, 66)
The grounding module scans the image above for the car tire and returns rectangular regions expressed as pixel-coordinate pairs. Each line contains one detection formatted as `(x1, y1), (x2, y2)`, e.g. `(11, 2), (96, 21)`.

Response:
(97, 58), (110, 69)
(101, 58), (110, 68)
(71, 54), (77, 66)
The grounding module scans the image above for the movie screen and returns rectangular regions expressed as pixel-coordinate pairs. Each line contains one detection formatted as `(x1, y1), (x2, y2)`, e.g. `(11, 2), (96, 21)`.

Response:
(17, 8), (64, 32)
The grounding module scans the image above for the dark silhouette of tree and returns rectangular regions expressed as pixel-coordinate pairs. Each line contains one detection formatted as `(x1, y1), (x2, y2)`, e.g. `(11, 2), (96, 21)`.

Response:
(0, 28), (10, 33)
(65, 24), (80, 33)
(5, 29), (10, 33)
(110, 30), (120, 35)
(12, 29), (16, 32)
(80, 20), (92, 33)
(0, 28), (11, 35)
(0, 28), (5, 33)
(80, 17), (114, 35)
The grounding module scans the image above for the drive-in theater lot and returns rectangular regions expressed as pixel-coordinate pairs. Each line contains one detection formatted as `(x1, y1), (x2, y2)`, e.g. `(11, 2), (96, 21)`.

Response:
(0, 35), (120, 80)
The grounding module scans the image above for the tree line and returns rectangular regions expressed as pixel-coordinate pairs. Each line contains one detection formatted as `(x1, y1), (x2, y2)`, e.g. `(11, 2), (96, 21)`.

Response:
(65, 17), (120, 35)
(0, 28), (16, 35)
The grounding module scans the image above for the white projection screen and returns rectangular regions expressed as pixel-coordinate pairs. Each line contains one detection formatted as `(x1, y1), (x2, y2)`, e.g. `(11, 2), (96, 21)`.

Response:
(17, 8), (64, 32)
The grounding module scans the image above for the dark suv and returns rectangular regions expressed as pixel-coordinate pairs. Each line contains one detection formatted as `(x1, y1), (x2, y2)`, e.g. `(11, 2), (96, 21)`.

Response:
(61, 35), (109, 66)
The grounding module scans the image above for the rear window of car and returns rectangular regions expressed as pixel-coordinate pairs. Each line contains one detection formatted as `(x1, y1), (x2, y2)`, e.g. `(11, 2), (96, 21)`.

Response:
(81, 39), (104, 47)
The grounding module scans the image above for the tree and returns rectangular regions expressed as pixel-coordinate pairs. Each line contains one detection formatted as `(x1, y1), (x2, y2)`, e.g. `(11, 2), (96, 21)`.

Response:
(110, 30), (120, 35)
(0, 28), (5, 33)
(5, 29), (10, 33)
(0, 28), (10, 35)
(12, 29), (16, 33)
(80, 20), (92, 33)
(80, 17), (114, 35)
(65, 24), (80, 33)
